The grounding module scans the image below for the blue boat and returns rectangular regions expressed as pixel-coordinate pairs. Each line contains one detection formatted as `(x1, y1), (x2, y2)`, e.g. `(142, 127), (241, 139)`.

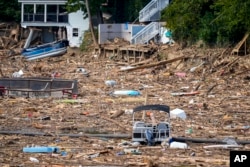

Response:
(22, 39), (69, 61)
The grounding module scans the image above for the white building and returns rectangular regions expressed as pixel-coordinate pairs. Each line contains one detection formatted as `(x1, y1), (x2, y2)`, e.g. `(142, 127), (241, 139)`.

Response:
(18, 0), (89, 48)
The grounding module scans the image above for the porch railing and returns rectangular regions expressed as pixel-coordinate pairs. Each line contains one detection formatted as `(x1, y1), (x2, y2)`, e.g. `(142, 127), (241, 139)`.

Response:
(23, 13), (68, 23)
(131, 22), (160, 44)
(139, 0), (169, 22)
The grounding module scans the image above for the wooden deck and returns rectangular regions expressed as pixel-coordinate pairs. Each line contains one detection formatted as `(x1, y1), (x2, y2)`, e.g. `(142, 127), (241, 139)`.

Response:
(96, 44), (158, 62)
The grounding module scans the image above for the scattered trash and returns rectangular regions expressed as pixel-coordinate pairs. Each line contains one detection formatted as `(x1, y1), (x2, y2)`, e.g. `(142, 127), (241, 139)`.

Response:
(170, 141), (188, 149)
(161, 28), (174, 44)
(131, 141), (141, 146)
(72, 94), (77, 99)
(124, 148), (142, 155)
(222, 137), (238, 145)
(189, 99), (194, 104)
(185, 128), (193, 134)
(243, 125), (250, 129)
(175, 72), (186, 77)
(170, 108), (186, 120)
(12, 70), (23, 78)
(29, 157), (39, 163)
(105, 80), (117, 87)
(116, 151), (125, 156)
(124, 109), (133, 114)
(112, 90), (141, 96)
(41, 116), (51, 120)
(23, 146), (60, 153)
(77, 67), (89, 77)
(118, 140), (132, 147)
(88, 153), (99, 159)
(180, 86), (190, 90)
(61, 151), (67, 156)
(51, 72), (60, 78)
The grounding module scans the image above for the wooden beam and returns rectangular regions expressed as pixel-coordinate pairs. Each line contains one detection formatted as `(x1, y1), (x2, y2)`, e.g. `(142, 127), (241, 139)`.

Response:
(119, 55), (187, 72)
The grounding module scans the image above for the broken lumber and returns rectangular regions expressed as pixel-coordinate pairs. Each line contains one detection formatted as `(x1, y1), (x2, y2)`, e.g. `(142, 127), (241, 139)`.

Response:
(119, 55), (186, 72)
(110, 110), (124, 119)
(231, 33), (249, 55)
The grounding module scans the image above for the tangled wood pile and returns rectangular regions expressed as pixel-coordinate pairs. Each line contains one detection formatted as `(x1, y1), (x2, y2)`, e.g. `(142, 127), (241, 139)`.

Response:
(0, 23), (27, 57)
(0, 27), (250, 166)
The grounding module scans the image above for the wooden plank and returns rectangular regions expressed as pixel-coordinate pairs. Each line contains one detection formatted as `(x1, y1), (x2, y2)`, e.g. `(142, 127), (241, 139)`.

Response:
(119, 55), (187, 72)
(231, 33), (249, 55)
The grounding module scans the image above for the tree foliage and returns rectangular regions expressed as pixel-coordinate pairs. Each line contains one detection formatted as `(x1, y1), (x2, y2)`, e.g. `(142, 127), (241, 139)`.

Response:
(1, 0), (249, 46)
(212, 0), (250, 44)
(162, 0), (250, 46)
(66, 0), (150, 23)
(66, 0), (106, 19)
(0, 0), (20, 22)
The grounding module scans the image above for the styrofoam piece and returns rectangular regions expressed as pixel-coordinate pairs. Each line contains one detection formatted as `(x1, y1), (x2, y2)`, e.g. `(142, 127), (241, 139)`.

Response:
(170, 141), (188, 149)
(170, 108), (186, 120)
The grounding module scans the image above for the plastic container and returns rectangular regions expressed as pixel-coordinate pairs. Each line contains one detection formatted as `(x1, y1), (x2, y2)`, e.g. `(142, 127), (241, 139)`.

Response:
(170, 108), (186, 120)
(12, 70), (24, 78)
(113, 90), (141, 96)
(170, 141), (188, 149)
(23, 146), (60, 153)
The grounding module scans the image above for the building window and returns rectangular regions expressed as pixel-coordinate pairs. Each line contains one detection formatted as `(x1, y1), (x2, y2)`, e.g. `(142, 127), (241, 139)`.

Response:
(73, 28), (78, 37)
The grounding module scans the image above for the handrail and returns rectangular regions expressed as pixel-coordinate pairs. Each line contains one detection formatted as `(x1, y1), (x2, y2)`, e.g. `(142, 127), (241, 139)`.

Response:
(131, 22), (160, 44)
(139, 0), (169, 22)
(139, 0), (156, 15)
(139, 0), (158, 22)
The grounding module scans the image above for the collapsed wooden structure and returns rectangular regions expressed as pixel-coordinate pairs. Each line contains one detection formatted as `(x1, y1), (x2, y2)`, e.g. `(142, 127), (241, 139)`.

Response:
(96, 43), (159, 62)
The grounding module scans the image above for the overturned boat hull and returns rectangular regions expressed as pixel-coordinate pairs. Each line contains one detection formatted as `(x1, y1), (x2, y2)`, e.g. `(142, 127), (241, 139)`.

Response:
(22, 39), (69, 61)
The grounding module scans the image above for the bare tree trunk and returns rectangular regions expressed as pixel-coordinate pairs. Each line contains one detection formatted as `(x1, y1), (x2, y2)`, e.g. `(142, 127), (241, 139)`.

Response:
(85, 0), (98, 47)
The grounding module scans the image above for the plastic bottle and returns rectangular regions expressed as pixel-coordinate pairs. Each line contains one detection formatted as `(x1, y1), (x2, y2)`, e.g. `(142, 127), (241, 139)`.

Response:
(23, 146), (60, 153)
(112, 90), (141, 96)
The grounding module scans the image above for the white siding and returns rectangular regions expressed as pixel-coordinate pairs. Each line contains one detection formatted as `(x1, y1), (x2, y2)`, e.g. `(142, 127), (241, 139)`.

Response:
(67, 10), (89, 47)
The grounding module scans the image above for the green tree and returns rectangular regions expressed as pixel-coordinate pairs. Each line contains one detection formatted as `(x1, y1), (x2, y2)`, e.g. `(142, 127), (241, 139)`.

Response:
(212, 0), (250, 44)
(161, 0), (250, 46)
(66, 0), (106, 19)
(66, 0), (150, 23)
(161, 0), (214, 45)
(0, 0), (20, 22)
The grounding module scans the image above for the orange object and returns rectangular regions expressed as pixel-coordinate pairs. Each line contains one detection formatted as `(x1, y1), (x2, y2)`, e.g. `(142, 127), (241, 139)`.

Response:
(82, 111), (89, 115)
(146, 111), (151, 117)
